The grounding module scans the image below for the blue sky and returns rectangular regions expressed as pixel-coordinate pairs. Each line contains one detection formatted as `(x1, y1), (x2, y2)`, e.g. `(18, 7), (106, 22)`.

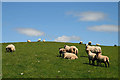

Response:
(2, 2), (118, 46)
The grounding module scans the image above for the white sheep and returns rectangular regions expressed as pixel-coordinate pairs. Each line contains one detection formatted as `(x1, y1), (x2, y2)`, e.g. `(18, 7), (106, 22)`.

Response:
(96, 43), (100, 46)
(6, 44), (15, 52)
(64, 45), (71, 52)
(79, 41), (83, 44)
(88, 41), (92, 45)
(63, 52), (78, 60)
(86, 44), (102, 54)
(96, 52), (109, 67)
(27, 40), (31, 42)
(70, 46), (78, 55)
(43, 39), (45, 42)
(87, 50), (96, 65)
(38, 38), (41, 42)
(59, 48), (66, 57)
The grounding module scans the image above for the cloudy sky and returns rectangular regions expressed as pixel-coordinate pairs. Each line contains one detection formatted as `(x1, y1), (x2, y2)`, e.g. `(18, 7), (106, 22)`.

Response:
(2, 2), (118, 46)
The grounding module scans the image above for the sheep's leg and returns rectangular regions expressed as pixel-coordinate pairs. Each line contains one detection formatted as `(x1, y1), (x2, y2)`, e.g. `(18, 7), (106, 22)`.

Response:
(97, 60), (99, 66)
(92, 60), (95, 65)
(105, 62), (107, 67)
(89, 59), (91, 64)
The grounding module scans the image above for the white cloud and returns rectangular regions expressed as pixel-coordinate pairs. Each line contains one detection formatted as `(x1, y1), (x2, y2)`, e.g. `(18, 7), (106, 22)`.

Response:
(66, 11), (106, 21)
(54, 35), (80, 42)
(87, 25), (118, 32)
(16, 28), (45, 36)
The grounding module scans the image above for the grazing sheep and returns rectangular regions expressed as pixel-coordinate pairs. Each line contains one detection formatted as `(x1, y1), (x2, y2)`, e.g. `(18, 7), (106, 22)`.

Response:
(59, 48), (66, 57)
(86, 44), (102, 54)
(88, 41), (92, 45)
(70, 46), (78, 55)
(27, 40), (31, 42)
(43, 39), (45, 42)
(38, 39), (41, 42)
(64, 45), (71, 52)
(95, 52), (109, 67)
(87, 50), (96, 65)
(63, 52), (78, 60)
(79, 41), (83, 44)
(6, 44), (15, 52)
(96, 43), (100, 46)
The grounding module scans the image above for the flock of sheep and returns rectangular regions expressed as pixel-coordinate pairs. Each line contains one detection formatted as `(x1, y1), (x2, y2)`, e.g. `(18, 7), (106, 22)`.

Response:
(5, 41), (110, 68)
(27, 39), (45, 42)
(59, 41), (109, 67)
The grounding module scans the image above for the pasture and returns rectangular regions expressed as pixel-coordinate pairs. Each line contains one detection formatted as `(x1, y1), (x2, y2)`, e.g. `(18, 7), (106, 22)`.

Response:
(2, 42), (118, 78)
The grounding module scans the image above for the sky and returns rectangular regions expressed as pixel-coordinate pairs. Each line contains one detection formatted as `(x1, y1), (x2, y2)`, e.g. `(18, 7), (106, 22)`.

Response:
(2, 2), (118, 46)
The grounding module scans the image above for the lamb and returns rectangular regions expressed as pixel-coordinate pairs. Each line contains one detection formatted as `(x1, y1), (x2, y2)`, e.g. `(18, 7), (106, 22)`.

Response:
(88, 41), (92, 45)
(63, 52), (78, 60)
(38, 39), (41, 42)
(43, 39), (45, 42)
(85, 44), (102, 54)
(6, 44), (15, 52)
(64, 45), (71, 52)
(70, 46), (78, 55)
(95, 52), (109, 67)
(59, 48), (66, 57)
(27, 40), (31, 42)
(96, 43), (100, 46)
(87, 50), (96, 65)
(79, 41), (83, 44)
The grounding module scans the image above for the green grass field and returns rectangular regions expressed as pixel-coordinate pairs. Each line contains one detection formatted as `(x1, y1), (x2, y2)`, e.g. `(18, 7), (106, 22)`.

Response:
(2, 42), (118, 78)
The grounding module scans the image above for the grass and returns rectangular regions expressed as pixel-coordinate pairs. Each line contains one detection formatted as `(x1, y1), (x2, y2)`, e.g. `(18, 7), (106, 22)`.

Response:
(2, 42), (118, 78)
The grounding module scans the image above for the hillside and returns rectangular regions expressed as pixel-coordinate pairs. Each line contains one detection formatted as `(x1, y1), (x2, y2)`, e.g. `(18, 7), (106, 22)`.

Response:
(2, 42), (118, 78)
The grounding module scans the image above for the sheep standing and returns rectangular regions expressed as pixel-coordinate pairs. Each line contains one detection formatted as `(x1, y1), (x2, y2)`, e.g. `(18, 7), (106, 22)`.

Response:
(64, 45), (71, 52)
(87, 50), (96, 65)
(88, 41), (92, 45)
(70, 46), (78, 55)
(85, 44), (102, 54)
(43, 39), (45, 42)
(6, 44), (15, 52)
(79, 41), (83, 44)
(95, 52), (109, 67)
(63, 52), (78, 60)
(38, 39), (41, 42)
(27, 40), (31, 42)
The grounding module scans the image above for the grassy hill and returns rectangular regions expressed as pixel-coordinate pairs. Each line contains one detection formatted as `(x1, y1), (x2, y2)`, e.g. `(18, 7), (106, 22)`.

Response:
(2, 42), (118, 78)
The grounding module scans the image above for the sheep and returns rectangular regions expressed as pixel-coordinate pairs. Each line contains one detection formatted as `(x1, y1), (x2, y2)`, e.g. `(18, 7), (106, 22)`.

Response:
(87, 50), (96, 65)
(6, 44), (15, 52)
(59, 48), (66, 57)
(43, 39), (45, 42)
(27, 40), (31, 42)
(95, 52), (109, 67)
(79, 41), (83, 44)
(88, 41), (92, 45)
(38, 39), (41, 42)
(96, 43), (100, 46)
(64, 45), (71, 52)
(69, 46), (78, 55)
(63, 52), (78, 60)
(85, 44), (102, 54)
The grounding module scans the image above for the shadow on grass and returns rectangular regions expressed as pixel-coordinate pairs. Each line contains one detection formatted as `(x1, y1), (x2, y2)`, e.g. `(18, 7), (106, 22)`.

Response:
(80, 56), (88, 58)
(83, 62), (106, 68)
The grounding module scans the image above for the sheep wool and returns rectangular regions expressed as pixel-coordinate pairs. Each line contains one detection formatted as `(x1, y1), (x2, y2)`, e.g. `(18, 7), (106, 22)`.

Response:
(38, 39), (41, 42)
(27, 40), (31, 42)
(43, 39), (45, 42)
(79, 41), (83, 44)
(63, 52), (78, 60)
(96, 53), (109, 67)
(6, 44), (16, 52)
